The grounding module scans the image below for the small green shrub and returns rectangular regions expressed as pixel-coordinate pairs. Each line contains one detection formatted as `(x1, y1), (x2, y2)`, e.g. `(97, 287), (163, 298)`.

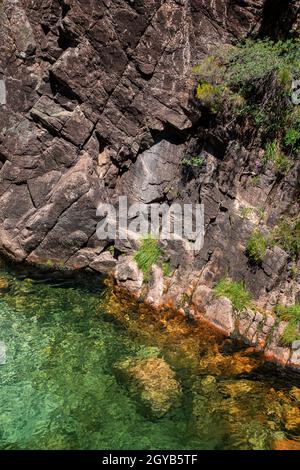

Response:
(195, 81), (222, 113)
(289, 263), (299, 279)
(162, 261), (172, 278)
(263, 140), (279, 164)
(181, 155), (205, 168)
(284, 128), (300, 149)
(274, 304), (300, 346)
(272, 218), (300, 259)
(134, 236), (162, 278)
(193, 38), (300, 162)
(251, 175), (261, 186)
(240, 207), (253, 219)
(256, 208), (265, 221)
(274, 153), (291, 177)
(263, 140), (291, 177)
(246, 230), (268, 264)
(213, 278), (252, 312)
(224, 39), (299, 86)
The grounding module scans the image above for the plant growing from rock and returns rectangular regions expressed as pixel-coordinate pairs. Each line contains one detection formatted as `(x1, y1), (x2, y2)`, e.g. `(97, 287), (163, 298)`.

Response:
(263, 140), (291, 177)
(193, 38), (300, 167)
(251, 175), (261, 186)
(246, 230), (268, 264)
(213, 278), (252, 312)
(181, 155), (205, 168)
(272, 217), (300, 259)
(162, 261), (171, 278)
(256, 208), (265, 221)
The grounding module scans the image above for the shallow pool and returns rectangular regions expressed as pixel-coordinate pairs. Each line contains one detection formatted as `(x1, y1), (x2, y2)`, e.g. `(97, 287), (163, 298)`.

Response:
(0, 265), (299, 450)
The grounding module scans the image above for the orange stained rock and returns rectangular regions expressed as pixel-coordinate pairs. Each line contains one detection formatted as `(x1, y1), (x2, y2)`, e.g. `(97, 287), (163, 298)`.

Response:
(282, 405), (300, 431)
(272, 439), (300, 450)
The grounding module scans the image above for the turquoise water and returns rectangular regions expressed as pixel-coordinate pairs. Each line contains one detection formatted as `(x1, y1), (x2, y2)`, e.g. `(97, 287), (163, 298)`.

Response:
(0, 266), (299, 450)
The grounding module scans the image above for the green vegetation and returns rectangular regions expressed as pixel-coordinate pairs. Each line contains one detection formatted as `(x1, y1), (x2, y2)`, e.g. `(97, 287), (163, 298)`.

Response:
(272, 217), (300, 259)
(284, 128), (300, 149)
(45, 259), (65, 268)
(274, 304), (300, 345)
(289, 263), (298, 279)
(134, 236), (172, 280)
(193, 38), (300, 175)
(134, 236), (162, 278)
(181, 155), (205, 168)
(256, 208), (265, 221)
(245, 217), (300, 264)
(246, 230), (268, 264)
(263, 139), (279, 163)
(164, 185), (180, 199)
(46, 259), (55, 268)
(223, 39), (299, 86)
(213, 278), (252, 312)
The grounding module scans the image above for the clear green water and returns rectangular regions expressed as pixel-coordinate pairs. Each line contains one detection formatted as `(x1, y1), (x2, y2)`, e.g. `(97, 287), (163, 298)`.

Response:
(0, 266), (299, 450)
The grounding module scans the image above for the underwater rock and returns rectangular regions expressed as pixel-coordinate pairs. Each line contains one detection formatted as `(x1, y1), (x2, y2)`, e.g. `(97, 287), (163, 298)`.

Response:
(115, 356), (182, 418)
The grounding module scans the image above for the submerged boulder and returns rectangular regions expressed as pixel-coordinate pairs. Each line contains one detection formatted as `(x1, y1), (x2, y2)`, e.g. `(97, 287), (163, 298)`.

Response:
(115, 355), (182, 418)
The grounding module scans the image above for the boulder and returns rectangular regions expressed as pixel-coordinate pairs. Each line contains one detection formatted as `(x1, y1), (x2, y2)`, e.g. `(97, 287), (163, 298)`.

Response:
(115, 356), (182, 418)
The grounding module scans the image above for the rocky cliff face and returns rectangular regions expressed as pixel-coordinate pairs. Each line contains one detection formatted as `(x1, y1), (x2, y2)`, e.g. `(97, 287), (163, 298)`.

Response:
(0, 1), (300, 366)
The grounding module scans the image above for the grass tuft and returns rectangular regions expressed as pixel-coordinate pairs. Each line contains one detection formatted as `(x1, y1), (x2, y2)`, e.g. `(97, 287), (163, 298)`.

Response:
(213, 278), (252, 312)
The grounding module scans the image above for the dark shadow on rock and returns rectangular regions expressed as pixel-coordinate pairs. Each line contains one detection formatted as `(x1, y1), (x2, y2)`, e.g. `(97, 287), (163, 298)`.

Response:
(258, 0), (298, 39)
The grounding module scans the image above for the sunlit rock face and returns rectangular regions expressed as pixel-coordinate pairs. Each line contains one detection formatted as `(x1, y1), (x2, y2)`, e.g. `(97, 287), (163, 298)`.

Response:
(0, 0), (289, 263)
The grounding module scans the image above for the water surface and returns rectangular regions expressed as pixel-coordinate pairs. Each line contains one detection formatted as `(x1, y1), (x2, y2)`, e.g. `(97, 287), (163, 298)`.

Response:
(0, 265), (299, 450)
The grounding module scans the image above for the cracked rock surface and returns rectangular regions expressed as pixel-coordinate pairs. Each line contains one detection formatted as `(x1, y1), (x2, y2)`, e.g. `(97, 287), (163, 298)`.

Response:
(0, 1), (300, 365)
